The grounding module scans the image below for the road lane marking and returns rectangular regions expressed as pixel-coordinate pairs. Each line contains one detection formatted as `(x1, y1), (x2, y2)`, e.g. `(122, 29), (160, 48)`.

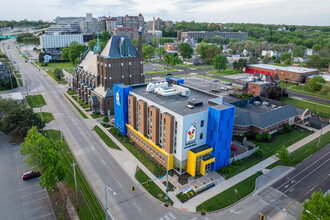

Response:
(276, 151), (330, 190)
(117, 180), (123, 188)
(35, 212), (55, 220)
(24, 206), (43, 215)
(134, 202), (141, 212)
(101, 159), (106, 165)
(169, 213), (176, 219)
(19, 184), (40, 191)
(23, 196), (49, 206)
(164, 215), (171, 220)
(90, 145), (95, 151)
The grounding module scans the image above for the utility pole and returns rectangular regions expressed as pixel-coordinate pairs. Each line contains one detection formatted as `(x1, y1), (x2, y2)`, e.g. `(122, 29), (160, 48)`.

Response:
(72, 161), (78, 200)
(39, 105), (43, 132)
(317, 124), (323, 149)
(104, 185), (116, 220)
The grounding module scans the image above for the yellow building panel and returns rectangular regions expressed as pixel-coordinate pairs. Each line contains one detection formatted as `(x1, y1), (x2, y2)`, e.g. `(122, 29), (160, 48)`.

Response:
(200, 157), (215, 175)
(195, 148), (213, 157)
(187, 150), (197, 177)
(168, 154), (174, 170)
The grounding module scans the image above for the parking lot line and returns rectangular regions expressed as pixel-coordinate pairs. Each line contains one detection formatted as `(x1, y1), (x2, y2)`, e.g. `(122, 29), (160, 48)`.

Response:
(35, 212), (55, 220)
(19, 184), (41, 192)
(23, 196), (49, 206)
(20, 188), (46, 198)
(23, 206), (43, 215)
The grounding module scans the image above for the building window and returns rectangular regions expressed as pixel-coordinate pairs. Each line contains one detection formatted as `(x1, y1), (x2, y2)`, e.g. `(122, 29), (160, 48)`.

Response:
(200, 120), (204, 127)
(163, 157), (165, 161)
(153, 149), (155, 154)
(200, 133), (203, 140)
(156, 152), (158, 156)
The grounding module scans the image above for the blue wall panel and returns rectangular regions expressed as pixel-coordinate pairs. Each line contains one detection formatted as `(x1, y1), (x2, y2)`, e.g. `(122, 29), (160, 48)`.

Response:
(206, 105), (235, 171)
(113, 83), (131, 136)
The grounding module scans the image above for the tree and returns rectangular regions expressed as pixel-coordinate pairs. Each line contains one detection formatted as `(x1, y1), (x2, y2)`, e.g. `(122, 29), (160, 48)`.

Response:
(213, 54), (228, 72)
(178, 43), (193, 59)
(20, 127), (67, 188)
(38, 52), (44, 63)
(101, 31), (110, 42)
(321, 85), (330, 99)
(61, 48), (69, 61)
(294, 45), (307, 57)
(68, 44), (87, 64)
(142, 45), (155, 60)
(308, 75), (325, 91)
(54, 68), (64, 80)
(312, 44), (321, 52)
(132, 39), (138, 48)
(284, 58), (291, 65)
(0, 106), (44, 137)
(261, 86), (288, 100)
(155, 47), (166, 58)
(0, 97), (16, 121)
(237, 58), (247, 70)
(306, 54), (321, 68)
(150, 36), (161, 47)
(280, 52), (291, 61)
(301, 190), (330, 220)
(87, 39), (97, 50)
(276, 145), (290, 164)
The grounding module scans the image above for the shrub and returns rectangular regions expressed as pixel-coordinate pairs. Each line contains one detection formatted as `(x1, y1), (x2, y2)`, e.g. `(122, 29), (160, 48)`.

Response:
(284, 124), (292, 132)
(232, 160), (243, 166)
(262, 133), (271, 142)
(244, 131), (255, 139)
(103, 116), (109, 123)
(255, 134), (262, 141)
(253, 149), (263, 158)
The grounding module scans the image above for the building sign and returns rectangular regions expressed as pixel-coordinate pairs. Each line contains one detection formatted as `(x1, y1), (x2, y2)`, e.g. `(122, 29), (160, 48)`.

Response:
(116, 90), (120, 106)
(186, 125), (196, 142)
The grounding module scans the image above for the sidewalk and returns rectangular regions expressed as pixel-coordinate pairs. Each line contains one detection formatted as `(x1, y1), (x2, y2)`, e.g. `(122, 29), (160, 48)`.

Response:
(179, 124), (330, 212)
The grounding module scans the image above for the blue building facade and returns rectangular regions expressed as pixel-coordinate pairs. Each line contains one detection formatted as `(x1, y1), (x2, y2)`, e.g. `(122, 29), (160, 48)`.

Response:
(113, 83), (131, 136)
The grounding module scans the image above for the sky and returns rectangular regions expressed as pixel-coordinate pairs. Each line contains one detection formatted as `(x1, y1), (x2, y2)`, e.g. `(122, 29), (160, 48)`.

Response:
(1, 0), (329, 26)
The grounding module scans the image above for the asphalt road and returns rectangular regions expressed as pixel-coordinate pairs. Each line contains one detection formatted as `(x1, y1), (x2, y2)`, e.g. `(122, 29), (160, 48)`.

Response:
(287, 90), (330, 105)
(272, 144), (330, 203)
(1, 38), (302, 220)
(0, 133), (56, 220)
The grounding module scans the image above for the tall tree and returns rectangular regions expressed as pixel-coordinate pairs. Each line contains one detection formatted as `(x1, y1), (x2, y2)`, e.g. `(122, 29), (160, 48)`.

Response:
(308, 75), (325, 91)
(20, 127), (67, 188)
(0, 97), (16, 120)
(276, 145), (290, 164)
(178, 43), (194, 59)
(213, 54), (228, 72)
(142, 45), (155, 60)
(294, 45), (307, 57)
(101, 31), (111, 42)
(301, 190), (330, 220)
(155, 47), (166, 58)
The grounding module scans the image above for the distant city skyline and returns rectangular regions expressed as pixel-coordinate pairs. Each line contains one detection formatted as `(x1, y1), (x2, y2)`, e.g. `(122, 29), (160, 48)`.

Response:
(1, 0), (329, 26)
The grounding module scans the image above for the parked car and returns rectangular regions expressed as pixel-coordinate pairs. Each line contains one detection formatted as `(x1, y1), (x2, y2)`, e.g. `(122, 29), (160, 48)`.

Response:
(22, 171), (41, 181)
(227, 86), (234, 90)
(166, 73), (172, 75)
(221, 86), (228, 91)
(212, 89), (220, 93)
(25, 60), (28, 63)
(213, 79), (219, 82)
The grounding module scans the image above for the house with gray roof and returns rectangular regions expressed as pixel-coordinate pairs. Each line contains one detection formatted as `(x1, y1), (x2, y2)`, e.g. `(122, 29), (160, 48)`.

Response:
(73, 31), (144, 115)
(231, 96), (311, 135)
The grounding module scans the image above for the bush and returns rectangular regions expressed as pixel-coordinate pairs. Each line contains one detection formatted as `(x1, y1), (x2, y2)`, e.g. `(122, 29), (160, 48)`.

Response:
(262, 133), (271, 142)
(103, 116), (109, 123)
(176, 193), (187, 203)
(253, 149), (263, 158)
(244, 131), (255, 139)
(255, 134), (262, 141)
(232, 160), (243, 166)
(284, 124), (292, 132)
(41, 63), (48, 67)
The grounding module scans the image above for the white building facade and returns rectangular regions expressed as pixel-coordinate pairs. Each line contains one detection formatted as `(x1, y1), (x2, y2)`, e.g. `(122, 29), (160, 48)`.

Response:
(40, 34), (84, 49)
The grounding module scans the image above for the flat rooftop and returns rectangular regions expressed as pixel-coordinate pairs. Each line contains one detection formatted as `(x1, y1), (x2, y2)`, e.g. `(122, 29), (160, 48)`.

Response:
(237, 77), (273, 85)
(131, 83), (232, 116)
(247, 64), (318, 74)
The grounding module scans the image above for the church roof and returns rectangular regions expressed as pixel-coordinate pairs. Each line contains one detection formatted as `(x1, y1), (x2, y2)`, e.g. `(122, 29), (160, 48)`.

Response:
(100, 35), (138, 58)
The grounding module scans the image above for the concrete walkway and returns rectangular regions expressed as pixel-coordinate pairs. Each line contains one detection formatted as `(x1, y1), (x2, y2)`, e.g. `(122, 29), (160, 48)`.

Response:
(64, 92), (330, 212)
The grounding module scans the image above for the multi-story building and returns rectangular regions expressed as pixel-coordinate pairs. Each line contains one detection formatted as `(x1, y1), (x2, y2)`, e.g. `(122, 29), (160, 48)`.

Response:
(123, 14), (144, 30)
(0, 61), (10, 84)
(80, 18), (106, 34)
(232, 96), (311, 136)
(113, 28), (137, 41)
(245, 64), (319, 83)
(179, 31), (248, 42)
(106, 18), (118, 32)
(233, 73), (280, 96)
(47, 23), (81, 34)
(40, 33), (84, 49)
(113, 78), (235, 177)
(72, 32), (144, 115)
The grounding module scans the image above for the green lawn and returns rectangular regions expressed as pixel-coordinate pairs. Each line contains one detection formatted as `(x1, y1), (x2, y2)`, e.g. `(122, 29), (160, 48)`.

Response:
(26, 94), (46, 108)
(65, 68), (75, 74)
(218, 129), (310, 179)
(35, 61), (76, 70)
(176, 64), (214, 69)
(196, 74), (233, 83)
(44, 130), (106, 220)
(17, 78), (23, 86)
(72, 95), (89, 109)
(46, 70), (68, 84)
(206, 68), (241, 76)
(91, 113), (102, 119)
(144, 66), (179, 75)
(196, 172), (262, 212)
(135, 168), (173, 205)
(64, 94), (88, 119)
(67, 90), (77, 95)
(93, 125), (121, 150)
(267, 131), (330, 169)
(36, 112), (54, 123)
(22, 55), (29, 60)
(285, 84), (329, 100)
(281, 97), (330, 117)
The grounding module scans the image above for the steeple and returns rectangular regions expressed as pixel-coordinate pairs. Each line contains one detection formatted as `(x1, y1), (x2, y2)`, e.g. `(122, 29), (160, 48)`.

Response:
(96, 35), (101, 53)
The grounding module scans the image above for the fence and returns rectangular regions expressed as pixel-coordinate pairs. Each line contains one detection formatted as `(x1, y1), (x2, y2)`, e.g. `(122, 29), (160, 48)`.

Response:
(229, 146), (259, 164)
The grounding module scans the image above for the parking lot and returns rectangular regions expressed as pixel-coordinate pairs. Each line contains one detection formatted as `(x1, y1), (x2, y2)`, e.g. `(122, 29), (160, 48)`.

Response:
(0, 133), (56, 220)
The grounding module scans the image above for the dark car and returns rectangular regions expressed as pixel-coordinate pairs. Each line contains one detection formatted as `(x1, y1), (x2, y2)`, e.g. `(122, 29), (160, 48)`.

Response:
(25, 60), (28, 63)
(166, 73), (172, 75)
(22, 171), (41, 181)
(212, 89), (220, 93)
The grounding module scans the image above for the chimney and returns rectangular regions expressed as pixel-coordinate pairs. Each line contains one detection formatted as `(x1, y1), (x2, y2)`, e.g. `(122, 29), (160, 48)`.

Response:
(138, 27), (143, 57)
(152, 17), (155, 36)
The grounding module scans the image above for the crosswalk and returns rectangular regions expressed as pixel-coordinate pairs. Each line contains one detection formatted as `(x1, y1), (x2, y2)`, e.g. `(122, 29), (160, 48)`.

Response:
(159, 213), (211, 220)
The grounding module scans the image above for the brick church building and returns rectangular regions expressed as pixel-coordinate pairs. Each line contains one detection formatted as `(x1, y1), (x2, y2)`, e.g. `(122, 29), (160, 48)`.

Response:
(72, 31), (144, 115)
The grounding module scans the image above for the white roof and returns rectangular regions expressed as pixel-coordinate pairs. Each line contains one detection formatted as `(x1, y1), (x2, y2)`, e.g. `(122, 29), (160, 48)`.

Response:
(308, 74), (330, 81)
(0, 92), (23, 100)
(248, 64), (318, 74)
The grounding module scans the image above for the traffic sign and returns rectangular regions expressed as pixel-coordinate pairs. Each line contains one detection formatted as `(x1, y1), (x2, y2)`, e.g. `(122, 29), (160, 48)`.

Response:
(131, 185), (135, 192)
(260, 214), (265, 220)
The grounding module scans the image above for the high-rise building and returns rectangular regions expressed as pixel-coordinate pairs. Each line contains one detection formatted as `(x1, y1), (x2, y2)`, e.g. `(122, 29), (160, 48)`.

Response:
(40, 33), (84, 49)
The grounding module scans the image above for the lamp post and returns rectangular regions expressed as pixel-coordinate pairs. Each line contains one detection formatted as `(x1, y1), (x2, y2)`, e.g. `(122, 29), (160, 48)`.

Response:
(105, 184), (116, 220)
(306, 210), (320, 220)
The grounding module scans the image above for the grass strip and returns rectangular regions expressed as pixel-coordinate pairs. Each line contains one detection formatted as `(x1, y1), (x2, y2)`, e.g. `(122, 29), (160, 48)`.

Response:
(44, 130), (106, 220)
(64, 94), (88, 119)
(26, 94), (46, 108)
(135, 168), (173, 205)
(266, 131), (330, 169)
(22, 55), (29, 60)
(36, 112), (54, 124)
(196, 172), (262, 212)
(93, 125), (121, 150)
(197, 74), (233, 83)
(144, 66), (179, 75)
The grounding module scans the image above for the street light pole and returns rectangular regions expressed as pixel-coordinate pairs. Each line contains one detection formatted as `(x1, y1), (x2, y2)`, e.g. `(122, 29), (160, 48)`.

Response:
(306, 210), (320, 220)
(72, 161), (78, 200)
(104, 185), (116, 220)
